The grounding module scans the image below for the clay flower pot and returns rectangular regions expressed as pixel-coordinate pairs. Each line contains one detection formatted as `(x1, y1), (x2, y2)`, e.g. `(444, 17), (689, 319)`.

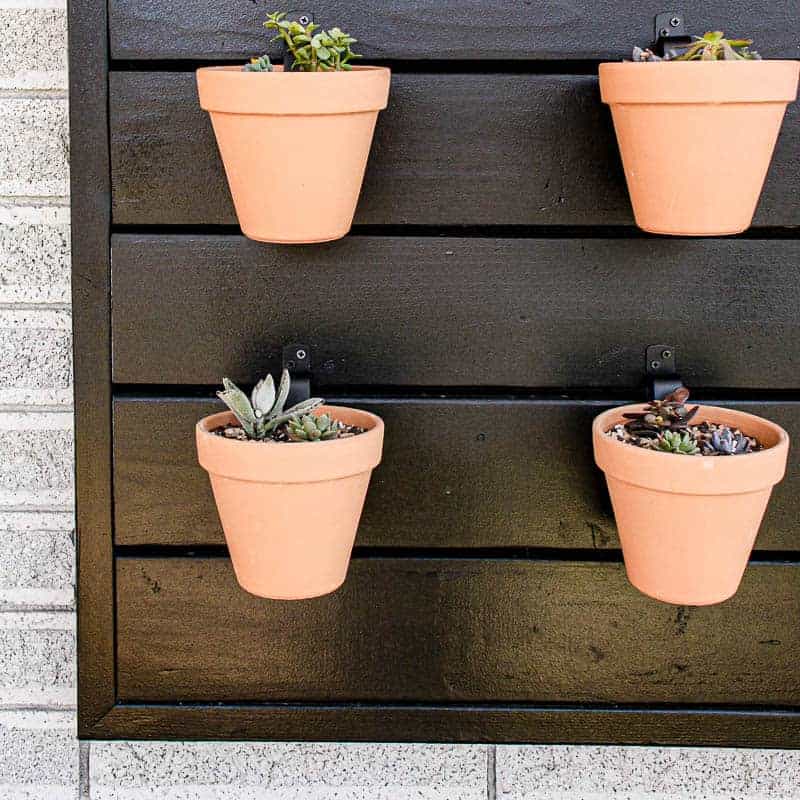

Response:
(196, 406), (383, 600)
(599, 61), (799, 235)
(593, 404), (789, 605)
(196, 65), (391, 243)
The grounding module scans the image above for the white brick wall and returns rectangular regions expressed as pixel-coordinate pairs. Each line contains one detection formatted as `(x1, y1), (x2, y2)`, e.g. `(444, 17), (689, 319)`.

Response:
(0, 1), (76, 797)
(0, 0), (797, 797)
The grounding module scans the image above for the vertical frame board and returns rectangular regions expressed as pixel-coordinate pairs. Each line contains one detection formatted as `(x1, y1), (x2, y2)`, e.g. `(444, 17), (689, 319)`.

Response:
(68, 0), (115, 735)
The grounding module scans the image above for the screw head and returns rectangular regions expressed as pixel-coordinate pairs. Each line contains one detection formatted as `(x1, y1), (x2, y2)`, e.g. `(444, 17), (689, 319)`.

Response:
(661, 349), (672, 359)
(660, 27), (669, 37)
(296, 349), (307, 360)
(298, 14), (310, 25)
(650, 360), (661, 370)
(670, 16), (681, 27)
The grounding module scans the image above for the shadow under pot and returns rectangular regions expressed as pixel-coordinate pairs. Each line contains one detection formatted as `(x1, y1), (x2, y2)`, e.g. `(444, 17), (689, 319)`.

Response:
(593, 404), (789, 606)
(599, 61), (799, 236)
(196, 406), (384, 600)
(196, 65), (391, 244)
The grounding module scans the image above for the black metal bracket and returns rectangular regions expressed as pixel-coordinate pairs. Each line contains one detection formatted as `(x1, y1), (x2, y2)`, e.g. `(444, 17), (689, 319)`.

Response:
(282, 11), (314, 71)
(653, 11), (692, 59)
(282, 343), (311, 405)
(646, 345), (685, 401)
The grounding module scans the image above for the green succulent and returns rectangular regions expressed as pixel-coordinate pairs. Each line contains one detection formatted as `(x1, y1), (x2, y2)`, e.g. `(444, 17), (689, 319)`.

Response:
(673, 31), (761, 61)
(217, 369), (323, 440)
(243, 54), (274, 72)
(265, 12), (361, 71)
(657, 430), (700, 455)
(287, 413), (345, 442)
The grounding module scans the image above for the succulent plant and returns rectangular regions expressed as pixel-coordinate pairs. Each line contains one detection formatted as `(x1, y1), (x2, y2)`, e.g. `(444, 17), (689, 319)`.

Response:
(673, 31), (761, 61)
(707, 427), (753, 456)
(217, 369), (323, 440)
(632, 30), (761, 62)
(607, 386), (764, 457)
(657, 430), (700, 455)
(265, 12), (361, 71)
(287, 412), (345, 442)
(622, 388), (699, 438)
(243, 55), (274, 72)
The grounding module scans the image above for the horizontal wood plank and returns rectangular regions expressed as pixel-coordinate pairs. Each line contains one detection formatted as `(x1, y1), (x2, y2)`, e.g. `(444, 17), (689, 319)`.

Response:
(112, 235), (800, 388)
(86, 703), (800, 747)
(109, 72), (800, 227)
(113, 398), (800, 551)
(109, 1), (800, 61)
(117, 557), (800, 705)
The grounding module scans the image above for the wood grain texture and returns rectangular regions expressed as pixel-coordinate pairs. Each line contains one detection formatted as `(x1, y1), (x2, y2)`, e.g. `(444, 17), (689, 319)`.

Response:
(113, 397), (800, 551)
(109, 72), (800, 227)
(108, 1), (800, 61)
(88, 703), (800, 746)
(112, 234), (800, 388)
(117, 557), (800, 705)
(68, 0), (117, 733)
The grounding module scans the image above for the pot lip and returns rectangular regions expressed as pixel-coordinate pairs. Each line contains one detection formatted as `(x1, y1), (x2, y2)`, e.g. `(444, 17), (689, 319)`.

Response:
(600, 59), (799, 69)
(592, 403), (789, 463)
(196, 405), (384, 449)
(197, 64), (391, 78)
(598, 59), (800, 104)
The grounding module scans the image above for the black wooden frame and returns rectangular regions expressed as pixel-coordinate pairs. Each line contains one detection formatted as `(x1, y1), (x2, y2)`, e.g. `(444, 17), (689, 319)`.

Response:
(71, 0), (800, 744)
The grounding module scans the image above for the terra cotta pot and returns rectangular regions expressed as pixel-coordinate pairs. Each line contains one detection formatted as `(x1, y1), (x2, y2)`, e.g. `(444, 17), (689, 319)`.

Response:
(197, 406), (384, 599)
(593, 404), (789, 605)
(197, 65), (391, 243)
(599, 61), (799, 236)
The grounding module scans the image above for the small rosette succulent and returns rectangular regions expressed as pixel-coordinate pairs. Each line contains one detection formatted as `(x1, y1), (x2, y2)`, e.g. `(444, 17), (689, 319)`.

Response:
(707, 427), (753, 456)
(288, 413), (345, 442)
(657, 430), (700, 455)
(217, 369), (323, 440)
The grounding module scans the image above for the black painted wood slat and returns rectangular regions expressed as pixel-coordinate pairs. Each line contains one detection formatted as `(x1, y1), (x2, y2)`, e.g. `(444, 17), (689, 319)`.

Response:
(108, 1), (800, 62)
(86, 704), (800, 747)
(117, 557), (800, 705)
(111, 235), (800, 388)
(68, 0), (117, 735)
(113, 397), (800, 551)
(109, 72), (800, 227)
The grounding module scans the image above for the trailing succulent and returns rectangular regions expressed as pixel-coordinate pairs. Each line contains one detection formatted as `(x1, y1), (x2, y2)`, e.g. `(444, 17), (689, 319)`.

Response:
(633, 30), (761, 62)
(242, 11), (361, 72)
(216, 370), (363, 443)
(605, 387), (762, 456)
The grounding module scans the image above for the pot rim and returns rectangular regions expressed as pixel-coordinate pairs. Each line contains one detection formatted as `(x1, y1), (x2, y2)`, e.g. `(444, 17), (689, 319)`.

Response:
(196, 64), (392, 115)
(599, 59), (800, 104)
(593, 403), (789, 461)
(196, 405), (385, 483)
(593, 403), (790, 495)
(196, 405), (383, 448)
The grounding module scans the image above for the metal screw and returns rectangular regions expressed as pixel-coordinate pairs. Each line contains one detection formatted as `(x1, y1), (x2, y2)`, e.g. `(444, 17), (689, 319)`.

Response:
(296, 349), (307, 360)
(661, 349), (672, 359)
(670, 16), (681, 27)
(650, 360), (661, 370)
(660, 27), (669, 37)
(298, 14), (310, 25)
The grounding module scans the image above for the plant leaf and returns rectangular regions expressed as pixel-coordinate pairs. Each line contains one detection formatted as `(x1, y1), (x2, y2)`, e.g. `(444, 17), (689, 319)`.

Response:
(250, 374), (276, 415)
(218, 379), (257, 430)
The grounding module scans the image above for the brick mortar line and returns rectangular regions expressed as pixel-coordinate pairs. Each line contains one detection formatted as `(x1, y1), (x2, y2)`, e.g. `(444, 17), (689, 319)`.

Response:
(0, 197), (70, 206)
(0, 302), (72, 311)
(0, 89), (68, 99)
